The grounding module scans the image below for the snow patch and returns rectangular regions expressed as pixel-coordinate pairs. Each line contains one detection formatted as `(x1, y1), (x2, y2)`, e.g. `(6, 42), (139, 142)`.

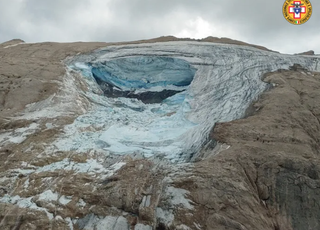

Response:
(23, 179), (30, 189)
(134, 224), (153, 230)
(77, 214), (129, 230)
(1, 122), (39, 145)
(65, 217), (74, 230)
(55, 215), (64, 221)
(59, 195), (72, 205)
(17, 71), (88, 120)
(3, 42), (25, 49)
(0, 132), (10, 144)
(0, 195), (54, 220)
(9, 136), (27, 144)
(194, 222), (202, 230)
(38, 190), (58, 202)
(166, 187), (193, 209)
(156, 208), (174, 226)
(176, 224), (192, 230)
(34, 158), (124, 177)
(76, 198), (86, 208)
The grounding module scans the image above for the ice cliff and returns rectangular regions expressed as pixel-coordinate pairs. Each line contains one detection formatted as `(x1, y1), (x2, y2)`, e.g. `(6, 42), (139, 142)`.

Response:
(60, 41), (320, 162)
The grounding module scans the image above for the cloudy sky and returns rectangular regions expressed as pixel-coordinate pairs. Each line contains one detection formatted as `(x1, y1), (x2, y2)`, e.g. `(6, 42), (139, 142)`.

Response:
(0, 0), (319, 54)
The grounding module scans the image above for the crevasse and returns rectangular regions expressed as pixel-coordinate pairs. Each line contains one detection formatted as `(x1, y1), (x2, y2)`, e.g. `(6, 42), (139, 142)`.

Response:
(57, 42), (320, 162)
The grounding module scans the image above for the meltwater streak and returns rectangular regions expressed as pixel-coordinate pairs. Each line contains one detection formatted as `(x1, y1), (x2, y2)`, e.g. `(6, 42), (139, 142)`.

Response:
(59, 41), (320, 162)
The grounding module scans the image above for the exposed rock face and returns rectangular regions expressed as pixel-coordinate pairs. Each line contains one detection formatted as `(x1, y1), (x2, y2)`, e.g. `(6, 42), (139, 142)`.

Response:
(1, 37), (320, 230)
(211, 68), (320, 230)
(0, 39), (25, 48)
(295, 50), (315, 55)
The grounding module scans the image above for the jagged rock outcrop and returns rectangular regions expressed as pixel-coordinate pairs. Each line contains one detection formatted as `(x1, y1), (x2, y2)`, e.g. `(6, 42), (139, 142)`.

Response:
(1, 37), (320, 230)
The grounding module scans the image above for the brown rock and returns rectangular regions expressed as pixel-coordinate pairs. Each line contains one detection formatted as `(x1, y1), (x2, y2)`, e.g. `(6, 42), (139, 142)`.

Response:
(295, 50), (315, 55)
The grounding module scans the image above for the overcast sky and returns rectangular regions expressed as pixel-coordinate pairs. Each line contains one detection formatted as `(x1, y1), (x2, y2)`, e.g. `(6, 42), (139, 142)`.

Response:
(0, 0), (319, 54)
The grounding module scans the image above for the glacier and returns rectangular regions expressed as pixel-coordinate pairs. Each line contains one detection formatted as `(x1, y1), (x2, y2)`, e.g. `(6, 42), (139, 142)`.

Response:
(90, 56), (196, 103)
(91, 57), (196, 90)
(57, 41), (320, 162)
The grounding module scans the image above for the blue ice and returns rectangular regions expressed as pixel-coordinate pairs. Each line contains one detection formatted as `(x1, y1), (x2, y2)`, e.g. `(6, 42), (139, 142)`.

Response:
(90, 57), (196, 90)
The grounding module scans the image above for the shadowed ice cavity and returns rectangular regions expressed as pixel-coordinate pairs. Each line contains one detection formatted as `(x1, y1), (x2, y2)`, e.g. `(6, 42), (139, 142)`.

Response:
(60, 42), (320, 162)
(90, 57), (196, 104)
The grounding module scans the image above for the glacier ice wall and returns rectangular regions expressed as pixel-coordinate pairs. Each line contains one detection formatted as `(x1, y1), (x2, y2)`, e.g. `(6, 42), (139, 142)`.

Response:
(90, 56), (196, 103)
(91, 56), (196, 90)
(58, 42), (320, 162)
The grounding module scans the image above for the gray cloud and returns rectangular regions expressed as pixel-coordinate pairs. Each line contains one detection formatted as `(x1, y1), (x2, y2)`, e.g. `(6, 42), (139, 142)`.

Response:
(0, 0), (319, 54)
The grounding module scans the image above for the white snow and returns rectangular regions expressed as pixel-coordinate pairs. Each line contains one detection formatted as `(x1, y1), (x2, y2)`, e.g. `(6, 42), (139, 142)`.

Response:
(38, 190), (58, 202)
(0, 132), (10, 144)
(55, 215), (64, 221)
(155, 186), (193, 226)
(45, 123), (54, 129)
(156, 208), (174, 226)
(65, 217), (74, 230)
(194, 222), (202, 230)
(0, 191), (74, 222)
(80, 215), (129, 230)
(0, 195), (54, 220)
(23, 179), (30, 189)
(34, 158), (125, 178)
(59, 195), (72, 205)
(16, 71), (88, 120)
(166, 187), (193, 209)
(135, 224), (153, 230)
(176, 224), (191, 230)
(0, 190), (59, 220)
(9, 136), (27, 144)
(3, 42), (25, 49)
(0, 122), (39, 145)
(76, 198), (86, 207)
(15, 123), (39, 132)
(12, 168), (35, 175)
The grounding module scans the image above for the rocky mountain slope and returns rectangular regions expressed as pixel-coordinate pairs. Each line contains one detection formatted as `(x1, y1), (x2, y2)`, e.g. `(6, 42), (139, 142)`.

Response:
(1, 37), (320, 230)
